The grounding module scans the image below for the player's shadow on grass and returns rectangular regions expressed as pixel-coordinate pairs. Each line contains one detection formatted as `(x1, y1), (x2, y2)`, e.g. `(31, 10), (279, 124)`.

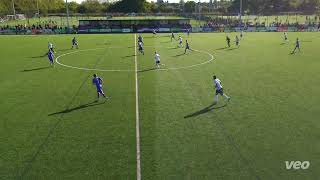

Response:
(57, 48), (72, 52)
(227, 47), (238, 51)
(30, 54), (47, 59)
(161, 41), (171, 43)
(170, 46), (180, 50)
(173, 53), (185, 57)
(216, 47), (229, 50)
(122, 54), (136, 59)
(138, 67), (158, 73)
(184, 103), (228, 119)
(48, 101), (106, 116)
(21, 66), (51, 72)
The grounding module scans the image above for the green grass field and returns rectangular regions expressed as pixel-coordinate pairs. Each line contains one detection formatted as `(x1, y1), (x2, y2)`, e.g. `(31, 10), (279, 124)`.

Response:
(0, 32), (320, 180)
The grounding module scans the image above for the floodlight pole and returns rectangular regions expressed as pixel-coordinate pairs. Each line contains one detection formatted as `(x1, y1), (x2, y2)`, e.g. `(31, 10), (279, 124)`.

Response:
(37, 0), (40, 15)
(240, 0), (243, 22)
(12, 0), (16, 19)
(65, 0), (70, 33)
(37, 0), (40, 24)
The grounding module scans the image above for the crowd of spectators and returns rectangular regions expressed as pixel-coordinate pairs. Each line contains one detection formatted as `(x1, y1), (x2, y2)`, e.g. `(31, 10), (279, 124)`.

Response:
(0, 20), (76, 34)
(201, 16), (320, 29)
(78, 21), (192, 32)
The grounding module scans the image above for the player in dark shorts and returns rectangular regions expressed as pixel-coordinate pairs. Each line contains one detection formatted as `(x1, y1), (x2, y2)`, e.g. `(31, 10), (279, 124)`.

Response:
(138, 34), (144, 44)
(72, 37), (78, 49)
(152, 29), (157, 36)
(92, 74), (107, 100)
(226, 36), (231, 47)
(138, 42), (144, 55)
(291, 38), (301, 54)
(47, 50), (54, 67)
(235, 35), (240, 47)
(213, 75), (231, 104)
(171, 32), (176, 42)
(184, 40), (191, 54)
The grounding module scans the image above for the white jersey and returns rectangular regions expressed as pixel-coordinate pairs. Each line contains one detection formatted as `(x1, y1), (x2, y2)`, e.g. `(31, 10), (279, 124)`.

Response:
(155, 54), (160, 62)
(179, 37), (183, 43)
(48, 43), (53, 49)
(214, 79), (223, 90)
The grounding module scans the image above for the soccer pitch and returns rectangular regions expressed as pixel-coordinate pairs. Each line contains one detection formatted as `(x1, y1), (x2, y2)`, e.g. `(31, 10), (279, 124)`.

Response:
(0, 32), (319, 180)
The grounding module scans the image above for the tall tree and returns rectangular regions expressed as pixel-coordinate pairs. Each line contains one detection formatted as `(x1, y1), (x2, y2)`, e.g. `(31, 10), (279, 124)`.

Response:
(184, 1), (196, 13)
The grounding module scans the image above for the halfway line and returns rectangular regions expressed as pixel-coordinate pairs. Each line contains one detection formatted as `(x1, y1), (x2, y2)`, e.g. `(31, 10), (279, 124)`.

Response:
(134, 34), (142, 180)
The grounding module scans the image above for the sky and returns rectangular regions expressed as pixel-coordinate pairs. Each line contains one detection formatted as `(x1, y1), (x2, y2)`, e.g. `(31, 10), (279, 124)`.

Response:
(70, 0), (211, 3)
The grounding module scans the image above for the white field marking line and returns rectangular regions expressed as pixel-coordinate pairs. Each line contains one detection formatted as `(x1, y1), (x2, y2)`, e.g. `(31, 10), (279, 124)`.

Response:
(135, 34), (142, 180)
(55, 46), (214, 72)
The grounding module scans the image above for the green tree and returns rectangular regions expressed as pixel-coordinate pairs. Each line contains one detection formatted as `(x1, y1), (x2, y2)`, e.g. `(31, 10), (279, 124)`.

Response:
(184, 1), (196, 13)
(81, 0), (103, 14)
(108, 0), (147, 13)
(68, 1), (79, 14)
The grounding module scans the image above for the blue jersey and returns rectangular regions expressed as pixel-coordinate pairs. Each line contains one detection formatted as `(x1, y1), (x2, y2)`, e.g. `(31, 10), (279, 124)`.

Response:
(92, 77), (103, 90)
(139, 43), (143, 50)
(186, 43), (190, 49)
(48, 51), (54, 61)
(72, 38), (77, 45)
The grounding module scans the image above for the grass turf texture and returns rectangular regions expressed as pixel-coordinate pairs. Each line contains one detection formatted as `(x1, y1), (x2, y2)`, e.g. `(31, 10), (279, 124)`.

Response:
(0, 32), (319, 180)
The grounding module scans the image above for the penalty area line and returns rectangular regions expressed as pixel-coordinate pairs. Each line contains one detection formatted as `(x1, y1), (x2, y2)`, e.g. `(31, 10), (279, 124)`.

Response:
(134, 34), (142, 180)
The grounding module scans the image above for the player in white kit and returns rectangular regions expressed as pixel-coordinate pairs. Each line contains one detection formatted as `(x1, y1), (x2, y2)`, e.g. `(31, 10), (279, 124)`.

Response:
(155, 52), (161, 69)
(213, 75), (231, 104)
(179, 36), (183, 47)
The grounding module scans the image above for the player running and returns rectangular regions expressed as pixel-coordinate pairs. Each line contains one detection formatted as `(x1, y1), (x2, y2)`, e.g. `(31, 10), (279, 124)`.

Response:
(138, 41), (144, 55)
(155, 52), (161, 69)
(179, 36), (183, 47)
(235, 35), (240, 47)
(226, 35), (231, 47)
(291, 38), (301, 54)
(240, 31), (244, 39)
(138, 34), (144, 44)
(48, 42), (55, 53)
(92, 74), (107, 100)
(283, 32), (288, 42)
(47, 50), (55, 67)
(184, 40), (191, 54)
(171, 32), (176, 42)
(152, 29), (157, 36)
(213, 75), (231, 104)
(71, 37), (78, 49)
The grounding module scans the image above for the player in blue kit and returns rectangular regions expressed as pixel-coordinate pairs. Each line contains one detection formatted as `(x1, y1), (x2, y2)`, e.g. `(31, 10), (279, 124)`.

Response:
(226, 35), (231, 47)
(48, 50), (55, 67)
(138, 34), (144, 44)
(71, 37), (78, 49)
(235, 35), (240, 47)
(291, 38), (300, 54)
(138, 41), (144, 55)
(184, 40), (190, 54)
(92, 74), (107, 100)
(171, 32), (176, 42)
(284, 32), (288, 42)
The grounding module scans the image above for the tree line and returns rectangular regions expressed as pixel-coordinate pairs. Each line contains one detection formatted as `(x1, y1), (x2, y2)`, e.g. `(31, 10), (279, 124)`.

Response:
(0, 0), (319, 17)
